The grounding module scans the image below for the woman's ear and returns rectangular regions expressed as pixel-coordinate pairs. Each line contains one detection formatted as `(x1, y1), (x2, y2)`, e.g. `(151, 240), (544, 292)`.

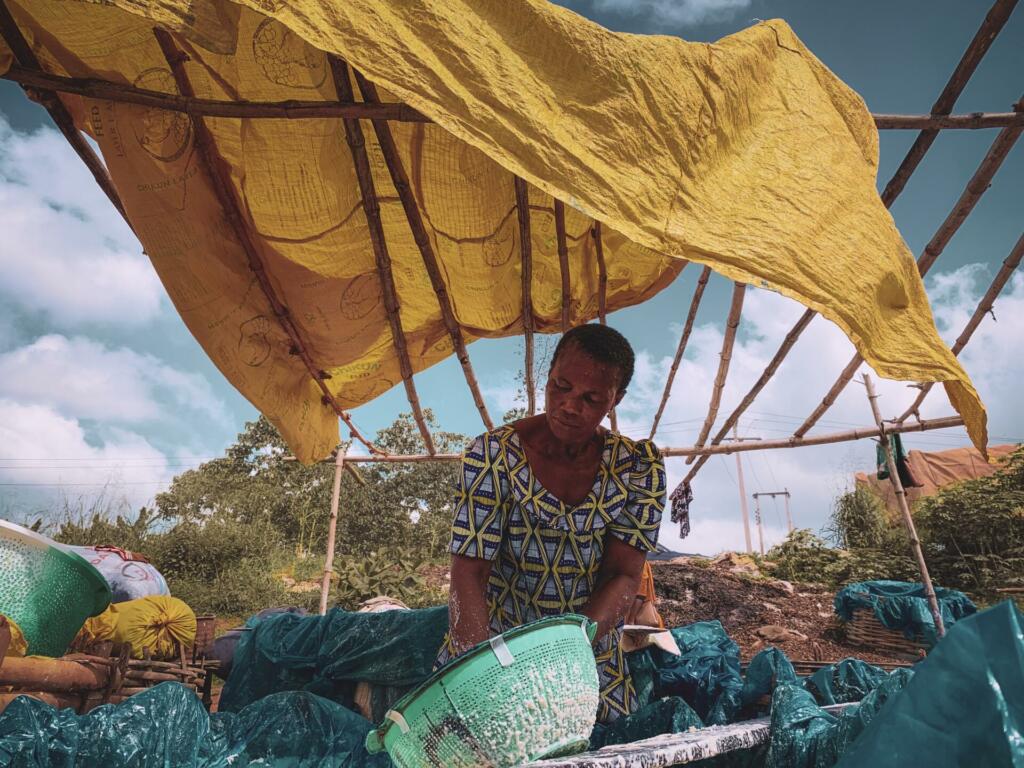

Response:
(612, 388), (626, 409)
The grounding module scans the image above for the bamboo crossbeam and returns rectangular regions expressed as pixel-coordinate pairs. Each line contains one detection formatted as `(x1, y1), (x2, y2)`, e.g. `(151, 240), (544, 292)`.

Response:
(898, 230), (1024, 423)
(592, 221), (617, 431)
(0, 6), (130, 226)
(296, 414), (964, 464)
(874, 111), (1024, 130)
(153, 29), (379, 456)
(332, 60), (435, 454)
(793, 105), (1023, 439)
(649, 266), (712, 440)
(6, 65), (1020, 132)
(355, 72), (493, 431)
(554, 200), (571, 332)
(0, 64), (430, 122)
(515, 177), (537, 416)
(682, 307), (815, 483)
(686, 283), (746, 463)
(881, 0), (1019, 205)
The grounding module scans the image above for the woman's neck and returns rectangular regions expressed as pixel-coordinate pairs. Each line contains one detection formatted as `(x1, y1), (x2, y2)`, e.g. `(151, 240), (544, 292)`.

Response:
(517, 414), (599, 461)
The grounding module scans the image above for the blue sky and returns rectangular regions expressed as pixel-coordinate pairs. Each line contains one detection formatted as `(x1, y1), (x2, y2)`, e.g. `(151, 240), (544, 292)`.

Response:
(0, 0), (1021, 554)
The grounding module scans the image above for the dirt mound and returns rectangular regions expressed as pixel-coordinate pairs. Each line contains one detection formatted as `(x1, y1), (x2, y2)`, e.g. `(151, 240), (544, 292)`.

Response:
(651, 557), (906, 665)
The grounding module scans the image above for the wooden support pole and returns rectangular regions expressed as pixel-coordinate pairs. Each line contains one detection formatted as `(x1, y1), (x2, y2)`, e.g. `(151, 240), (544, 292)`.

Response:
(292, 413), (965, 464)
(686, 283), (746, 463)
(734, 427), (753, 553)
(898, 230), (1024, 423)
(554, 199), (571, 333)
(354, 72), (493, 430)
(0, 64), (431, 122)
(0, 3), (130, 227)
(153, 29), (378, 455)
(873, 110), (1024, 130)
(650, 265), (712, 440)
(784, 489), (793, 533)
(332, 60), (435, 454)
(591, 221), (617, 431)
(681, 307), (814, 482)
(881, 0), (1019, 205)
(515, 177), (536, 416)
(0, 656), (108, 692)
(862, 374), (946, 639)
(752, 494), (765, 556)
(793, 105), (1022, 439)
(319, 450), (345, 615)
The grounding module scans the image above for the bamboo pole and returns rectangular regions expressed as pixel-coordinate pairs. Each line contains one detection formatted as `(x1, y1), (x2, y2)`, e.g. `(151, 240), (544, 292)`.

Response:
(0, 5), (130, 226)
(4, 65), (1022, 131)
(681, 306), (815, 481)
(292, 413), (964, 464)
(332, 60), (435, 454)
(862, 374), (945, 638)
(152, 30), (378, 455)
(793, 106), (1023, 439)
(873, 111), (1024, 130)
(733, 426), (753, 553)
(881, 0), (1019, 206)
(319, 450), (345, 615)
(515, 177), (536, 416)
(898, 230), (1024, 423)
(0, 656), (108, 692)
(555, 199), (571, 333)
(354, 72), (493, 431)
(649, 265), (712, 440)
(0, 64), (429, 122)
(686, 283), (746, 463)
(592, 221), (617, 431)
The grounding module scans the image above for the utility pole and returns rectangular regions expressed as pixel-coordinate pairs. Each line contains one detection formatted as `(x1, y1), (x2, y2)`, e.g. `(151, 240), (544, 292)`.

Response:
(752, 489), (793, 555)
(721, 425), (761, 553)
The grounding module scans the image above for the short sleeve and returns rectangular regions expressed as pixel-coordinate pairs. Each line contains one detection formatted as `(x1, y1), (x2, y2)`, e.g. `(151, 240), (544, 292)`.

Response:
(448, 433), (507, 561)
(608, 439), (665, 552)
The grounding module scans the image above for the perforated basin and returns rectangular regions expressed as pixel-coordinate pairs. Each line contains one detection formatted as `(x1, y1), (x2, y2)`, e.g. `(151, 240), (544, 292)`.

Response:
(366, 614), (600, 767)
(0, 520), (111, 656)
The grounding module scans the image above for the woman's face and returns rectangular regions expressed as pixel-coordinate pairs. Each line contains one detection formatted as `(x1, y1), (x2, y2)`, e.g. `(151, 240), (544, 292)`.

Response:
(544, 343), (624, 444)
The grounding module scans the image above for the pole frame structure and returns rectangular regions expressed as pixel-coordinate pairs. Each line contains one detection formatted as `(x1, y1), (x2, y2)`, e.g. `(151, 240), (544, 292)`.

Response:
(752, 494), (765, 556)
(752, 490), (794, 533)
(862, 374), (945, 639)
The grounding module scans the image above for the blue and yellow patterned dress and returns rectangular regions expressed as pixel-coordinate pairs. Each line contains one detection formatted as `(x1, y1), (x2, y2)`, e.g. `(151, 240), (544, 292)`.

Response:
(437, 425), (666, 722)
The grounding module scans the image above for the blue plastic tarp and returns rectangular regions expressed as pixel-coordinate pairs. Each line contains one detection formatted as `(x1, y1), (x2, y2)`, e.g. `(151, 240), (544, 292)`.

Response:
(833, 580), (976, 646)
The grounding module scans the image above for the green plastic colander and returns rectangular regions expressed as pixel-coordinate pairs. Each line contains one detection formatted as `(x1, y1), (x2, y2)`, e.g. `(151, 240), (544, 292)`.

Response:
(365, 614), (600, 767)
(0, 520), (112, 656)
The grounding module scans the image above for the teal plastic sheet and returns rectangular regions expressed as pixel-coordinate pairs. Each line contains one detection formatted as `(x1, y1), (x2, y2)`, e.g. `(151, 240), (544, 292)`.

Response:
(833, 580), (976, 645)
(650, 620), (743, 725)
(740, 647), (798, 713)
(589, 696), (703, 750)
(220, 605), (448, 712)
(803, 659), (889, 706)
(835, 600), (1024, 768)
(0, 682), (391, 768)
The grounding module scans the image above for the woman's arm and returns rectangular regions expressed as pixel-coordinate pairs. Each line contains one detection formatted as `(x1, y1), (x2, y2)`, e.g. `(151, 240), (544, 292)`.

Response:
(581, 535), (646, 640)
(449, 553), (494, 655)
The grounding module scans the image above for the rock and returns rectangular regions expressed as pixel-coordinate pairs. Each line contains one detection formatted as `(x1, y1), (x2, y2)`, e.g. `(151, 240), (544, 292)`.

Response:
(767, 579), (795, 595)
(754, 624), (809, 643)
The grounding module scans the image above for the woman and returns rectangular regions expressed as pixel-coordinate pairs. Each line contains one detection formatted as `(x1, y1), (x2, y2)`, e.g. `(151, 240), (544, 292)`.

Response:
(437, 324), (666, 722)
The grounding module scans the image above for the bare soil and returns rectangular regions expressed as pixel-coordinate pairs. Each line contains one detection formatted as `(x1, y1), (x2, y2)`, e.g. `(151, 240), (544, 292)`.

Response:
(651, 557), (909, 665)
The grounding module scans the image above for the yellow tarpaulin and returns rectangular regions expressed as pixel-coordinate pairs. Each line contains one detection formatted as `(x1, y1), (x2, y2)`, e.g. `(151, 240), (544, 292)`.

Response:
(0, 0), (987, 460)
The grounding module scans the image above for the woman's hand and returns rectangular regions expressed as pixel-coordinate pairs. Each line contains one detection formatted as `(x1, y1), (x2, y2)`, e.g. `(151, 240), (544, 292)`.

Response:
(580, 536), (646, 641)
(449, 553), (494, 655)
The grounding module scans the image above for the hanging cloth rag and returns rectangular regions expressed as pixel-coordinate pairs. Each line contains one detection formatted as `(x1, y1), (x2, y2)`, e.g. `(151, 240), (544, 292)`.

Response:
(877, 434), (923, 488)
(670, 480), (693, 539)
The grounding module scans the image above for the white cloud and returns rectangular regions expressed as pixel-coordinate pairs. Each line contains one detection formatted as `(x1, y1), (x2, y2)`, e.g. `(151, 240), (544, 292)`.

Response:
(0, 117), (163, 326)
(592, 0), (752, 26)
(0, 399), (174, 517)
(621, 264), (1024, 555)
(0, 334), (226, 426)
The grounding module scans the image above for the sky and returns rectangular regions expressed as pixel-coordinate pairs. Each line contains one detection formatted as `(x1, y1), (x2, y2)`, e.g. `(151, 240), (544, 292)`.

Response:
(0, 0), (1021, 555)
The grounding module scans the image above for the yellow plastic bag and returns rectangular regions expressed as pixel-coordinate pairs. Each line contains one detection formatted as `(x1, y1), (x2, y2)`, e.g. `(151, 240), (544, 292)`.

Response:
(110, 596), (197, 659)
(1, 615), (27, 657)
(76, 604), (120, 645)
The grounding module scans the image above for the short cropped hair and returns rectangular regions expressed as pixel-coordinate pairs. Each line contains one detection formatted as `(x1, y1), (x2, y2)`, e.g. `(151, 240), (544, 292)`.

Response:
(550, 324), (635, 392)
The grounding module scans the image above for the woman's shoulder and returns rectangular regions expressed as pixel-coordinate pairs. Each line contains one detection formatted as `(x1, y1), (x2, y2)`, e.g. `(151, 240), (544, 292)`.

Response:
(462, 425), (516, 461)
(611, 432), (663, 465)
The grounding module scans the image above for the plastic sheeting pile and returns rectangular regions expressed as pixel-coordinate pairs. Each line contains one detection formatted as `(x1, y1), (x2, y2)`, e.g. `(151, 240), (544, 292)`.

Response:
(0, 0), (989, 460)
(0, 602), (1020, 766)
(834, 580), (977, 646)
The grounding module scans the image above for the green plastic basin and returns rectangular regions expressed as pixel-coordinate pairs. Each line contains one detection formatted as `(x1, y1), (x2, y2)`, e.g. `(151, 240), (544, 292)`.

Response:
(366, 614), (600, 768)
(0, 520), (112, 656)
